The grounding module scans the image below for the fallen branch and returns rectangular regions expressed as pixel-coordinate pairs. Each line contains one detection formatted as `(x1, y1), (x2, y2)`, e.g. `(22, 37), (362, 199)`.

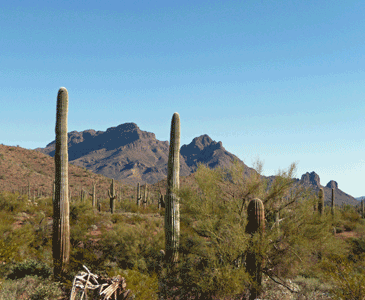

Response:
(70, 265), (131, 300)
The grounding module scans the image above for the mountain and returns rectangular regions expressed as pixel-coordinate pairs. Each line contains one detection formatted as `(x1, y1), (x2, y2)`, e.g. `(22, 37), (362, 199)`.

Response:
(35, 123), (254, 186)
(34, 122), (358, 206)
(295, 172), (358, 206)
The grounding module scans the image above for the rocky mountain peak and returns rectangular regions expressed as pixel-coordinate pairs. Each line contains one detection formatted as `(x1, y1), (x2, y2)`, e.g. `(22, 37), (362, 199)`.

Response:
(300, 171), (321, 187)
(326, 180), (338, 189)
(104, 122), (156, 140)
(191, 134), (214, 149)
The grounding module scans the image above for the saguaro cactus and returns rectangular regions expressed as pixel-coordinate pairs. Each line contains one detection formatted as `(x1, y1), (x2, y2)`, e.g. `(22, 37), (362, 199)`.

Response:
(245, 198), (265, 300)
(80, 188), (87, 202)
(146, 184), (150, 204)
(108, 178), (117, 214)
(275, 210), (280, 234)
(165, 112), (180, 266)
(318, 188), (324, 216)
(52, 87), (70, 279)
(136, 183), (141, 206)
(158, 194), (165, 210)
(331, 188), (335, 217)
(361, 200), (364, 218)
(28, 181), (31, 200)
(89, 183), (96, 207)
(143, 184), (148, 208)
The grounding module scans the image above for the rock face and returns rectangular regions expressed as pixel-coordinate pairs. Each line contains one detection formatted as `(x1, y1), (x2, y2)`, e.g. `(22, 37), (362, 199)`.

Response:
(300, 172), (321, 187)
(326, 180), (338, 189)
(36, 123), (253, 186)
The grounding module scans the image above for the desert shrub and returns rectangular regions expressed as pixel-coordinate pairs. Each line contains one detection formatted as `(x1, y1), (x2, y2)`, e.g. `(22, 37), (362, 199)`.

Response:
(69, 201), (94, 224)
(34, 197), (53, 216)
(70, 222), (89, 248)
(6, 259), (52, 280)
(334, 207), (362, 232)
(0, 236), (20, 265)
(0, 192), (27, 213)
(0, 275), (63, 300)
(28, 279), (63, 300)
(110, 213), (126, 224)
(158, 158), (351, 298)
(320, 254), (365, 300)
(100, 220), (164, 272)
(119, 268), (159, 300)
(348, 236), (365, 257)
(67, 245), (104, 281)
(120, 200), (160, 214)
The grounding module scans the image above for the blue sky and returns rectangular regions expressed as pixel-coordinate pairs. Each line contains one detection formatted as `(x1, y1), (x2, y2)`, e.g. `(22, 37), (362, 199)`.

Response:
(1, 1), (365, 197)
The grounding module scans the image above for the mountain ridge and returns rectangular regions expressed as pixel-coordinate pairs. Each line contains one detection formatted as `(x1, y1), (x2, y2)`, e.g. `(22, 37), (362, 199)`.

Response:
(34, 122), (358, 206)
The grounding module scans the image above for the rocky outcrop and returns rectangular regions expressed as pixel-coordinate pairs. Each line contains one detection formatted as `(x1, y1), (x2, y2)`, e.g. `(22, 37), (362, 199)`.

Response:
(326, 180), (338, 189)
(296, 172), (357, 206)
(300, 172), (321, 187)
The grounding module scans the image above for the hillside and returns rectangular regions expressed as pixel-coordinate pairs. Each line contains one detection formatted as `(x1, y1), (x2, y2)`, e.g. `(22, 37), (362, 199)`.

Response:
(0, 144), (135, 201)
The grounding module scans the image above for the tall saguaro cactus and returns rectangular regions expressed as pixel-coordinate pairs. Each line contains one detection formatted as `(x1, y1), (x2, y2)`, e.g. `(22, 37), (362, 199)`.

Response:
(143, 184), (148, 208)
(136, 183), (141, 206)
(108, 178), (117, 214)
(28, 181), (31, 200)
(80, 187), (86, 202)
(52, 87), (70, 279)
(89, 183), (96, 207)
(318, 188), (324, 216)
(245, 198), (265, 300)
(165, 112), (180, 266)
(331, 188), (335, 217)
(158, 194), (165, 210)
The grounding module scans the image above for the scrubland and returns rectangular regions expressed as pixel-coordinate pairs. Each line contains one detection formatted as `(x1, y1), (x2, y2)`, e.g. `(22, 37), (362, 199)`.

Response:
(0, 160), (364, 299)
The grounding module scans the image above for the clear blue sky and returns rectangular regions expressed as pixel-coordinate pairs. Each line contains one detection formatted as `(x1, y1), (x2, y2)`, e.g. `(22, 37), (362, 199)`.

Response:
(1, 1), (365, 197)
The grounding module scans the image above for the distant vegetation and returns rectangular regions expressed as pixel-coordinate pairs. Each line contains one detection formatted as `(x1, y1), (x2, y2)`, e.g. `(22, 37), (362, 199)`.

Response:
(0, 158), (364, 299)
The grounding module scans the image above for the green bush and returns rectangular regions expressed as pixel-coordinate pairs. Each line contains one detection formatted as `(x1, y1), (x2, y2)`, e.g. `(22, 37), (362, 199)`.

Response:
(348, 237), (365, 257)
(6, 259), (52, 280)
(320, 254), (365, 300)
(0, 237), (19, 264)
(99, 219), (164, 273)
(0, 275), (63, 300)
(28, 279), (63, 300)
(0, 193), (27, 213)
(119, 268), (159, 300)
